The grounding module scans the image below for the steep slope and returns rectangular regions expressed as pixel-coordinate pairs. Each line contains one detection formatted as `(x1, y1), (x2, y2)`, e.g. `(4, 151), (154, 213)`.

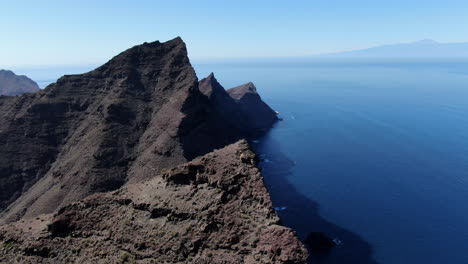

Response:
(0, 38), (210, 222)
(0, 70), (40, 96)
(0, 38), (279, 224)
(0, 141), (308, 263)
(199, 73), (278, 137)
(227, 82), (278, 132)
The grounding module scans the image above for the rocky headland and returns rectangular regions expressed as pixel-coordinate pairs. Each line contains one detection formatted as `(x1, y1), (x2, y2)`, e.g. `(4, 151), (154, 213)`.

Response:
(0, 38), (307, 263)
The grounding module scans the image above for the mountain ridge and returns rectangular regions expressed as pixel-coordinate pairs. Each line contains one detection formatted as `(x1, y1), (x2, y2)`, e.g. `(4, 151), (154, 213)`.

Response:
(0, 37), (277, 223)
(0, 37), (306, 263)
(0, 70), (40, 96)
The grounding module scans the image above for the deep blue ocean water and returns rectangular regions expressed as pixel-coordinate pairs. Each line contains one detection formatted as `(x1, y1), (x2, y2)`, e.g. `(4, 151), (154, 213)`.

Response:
(195, 60), (468, 264)
(14, 59), (468, 263)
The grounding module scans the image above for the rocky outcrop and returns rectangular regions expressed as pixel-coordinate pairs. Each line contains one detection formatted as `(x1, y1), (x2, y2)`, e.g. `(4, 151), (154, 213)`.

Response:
(0, 38), (303, 263)
(0, 38), (201, 221)
(0, 70), (40, 96)
(0, 141), (308, 263)
(0, 38), (280, 223)
(199, 73), (278, 137)
(227, 82), (278, 132)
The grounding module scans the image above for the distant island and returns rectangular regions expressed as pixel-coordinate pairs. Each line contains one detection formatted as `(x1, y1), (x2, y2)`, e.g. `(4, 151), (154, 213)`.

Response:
(319, 39), (468, 58)
(0, 70), (40, 96)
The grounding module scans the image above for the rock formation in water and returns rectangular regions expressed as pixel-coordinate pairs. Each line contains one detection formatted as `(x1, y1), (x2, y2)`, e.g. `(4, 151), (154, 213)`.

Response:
(0, 70), (40, 96)
(0, 38), (304, 262)
(0, 141), (307, 263)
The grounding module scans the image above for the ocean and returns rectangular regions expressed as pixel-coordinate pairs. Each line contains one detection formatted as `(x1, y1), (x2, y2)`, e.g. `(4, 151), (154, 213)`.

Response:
(13, 58), (468, 263)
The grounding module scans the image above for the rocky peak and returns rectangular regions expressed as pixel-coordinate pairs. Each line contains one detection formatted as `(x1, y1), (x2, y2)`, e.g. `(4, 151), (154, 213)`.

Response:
(227, 82), (258, 100)
(0, 37), (306, 263)
(198, 72), (230, 99)
(0, 38), (277, 223)
(0, 37), (199, 222)
(198, 74), (278, 136)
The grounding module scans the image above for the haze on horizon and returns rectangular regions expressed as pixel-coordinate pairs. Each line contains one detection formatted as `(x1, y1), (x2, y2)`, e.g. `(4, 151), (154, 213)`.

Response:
(1, 0), (468, 67)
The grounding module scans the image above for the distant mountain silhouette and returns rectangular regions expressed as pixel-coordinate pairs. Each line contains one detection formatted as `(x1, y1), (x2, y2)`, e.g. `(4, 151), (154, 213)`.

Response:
(0, 70), (40, 96)
(321, 39), (468, 58)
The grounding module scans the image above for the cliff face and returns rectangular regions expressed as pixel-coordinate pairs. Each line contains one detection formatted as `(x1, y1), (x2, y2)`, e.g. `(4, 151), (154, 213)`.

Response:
(227, 82), (278, 132)
(0, 38), (304, 262)
(0, 38), (277, 223)
(0, 141), (308, 263)
(0, 70), (40, 96)
(199, 74), (278, 137)
(0, 38), (202, 221)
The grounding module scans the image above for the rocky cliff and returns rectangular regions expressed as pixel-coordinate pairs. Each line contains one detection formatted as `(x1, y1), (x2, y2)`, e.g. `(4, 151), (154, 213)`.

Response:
(0, 141), (308, 263)
(0, 38), (280, 222)
(0, 70), (40, 96)
(199, 73), (278, 137)
(0, 38), (305, 262)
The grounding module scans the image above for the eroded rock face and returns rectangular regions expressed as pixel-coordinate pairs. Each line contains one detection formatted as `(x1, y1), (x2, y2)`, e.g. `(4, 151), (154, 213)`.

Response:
(0, 38), (202, 222)
(0, 70), (40, 96)
(0, 37), (279, 223)
(0, 141), (308, 263)
(0, 38), (302, 263)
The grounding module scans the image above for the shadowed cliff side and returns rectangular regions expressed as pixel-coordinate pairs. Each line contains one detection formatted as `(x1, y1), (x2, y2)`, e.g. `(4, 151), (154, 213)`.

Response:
(179, 73), (279, 160)
(227, 81), (278, 133)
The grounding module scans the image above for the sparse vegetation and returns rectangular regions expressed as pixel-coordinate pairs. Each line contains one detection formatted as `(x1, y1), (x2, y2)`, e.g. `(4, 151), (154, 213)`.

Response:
(1, 240), (14, 249)
(120, 251), (136, 264)
(71, 246), (81, 255)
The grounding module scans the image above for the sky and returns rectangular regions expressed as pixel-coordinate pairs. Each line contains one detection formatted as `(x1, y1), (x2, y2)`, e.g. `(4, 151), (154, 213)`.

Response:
(1, 0), (468, 67)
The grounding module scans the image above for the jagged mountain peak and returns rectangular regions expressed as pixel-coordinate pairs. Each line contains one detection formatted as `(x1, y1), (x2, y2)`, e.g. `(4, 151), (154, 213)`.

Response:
(227, 82), (258, 100)
(0, 38), (277, 223)
(198, 72), (229, 98)
(0, 38), (199, 222)
(0, 38), (303, 263)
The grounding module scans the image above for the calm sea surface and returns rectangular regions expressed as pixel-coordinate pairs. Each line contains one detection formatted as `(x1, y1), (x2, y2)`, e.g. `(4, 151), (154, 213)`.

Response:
(15, 59), (468, 263)
(196, 59), (468, 264)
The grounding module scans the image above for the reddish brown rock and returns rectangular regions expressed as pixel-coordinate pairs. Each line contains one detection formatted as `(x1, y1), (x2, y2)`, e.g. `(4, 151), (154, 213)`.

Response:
(0, 141), (308, 263)
(0, 38), (305, 263)
(0, 38), (277, 223)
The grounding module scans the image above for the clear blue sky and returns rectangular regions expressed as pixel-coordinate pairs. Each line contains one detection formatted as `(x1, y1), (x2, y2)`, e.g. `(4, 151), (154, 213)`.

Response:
(1, 0), (468, 66)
